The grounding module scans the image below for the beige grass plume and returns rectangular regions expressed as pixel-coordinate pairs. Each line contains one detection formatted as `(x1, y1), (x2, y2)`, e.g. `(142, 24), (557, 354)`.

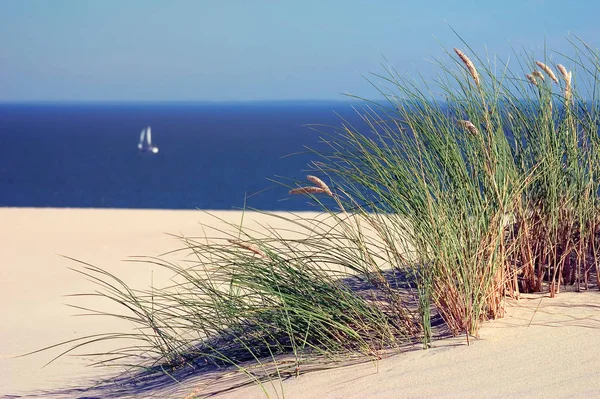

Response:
(289, 175), (333, 197)
(454, 48), (480, 87)
(566, 71), (573, 102)
(526, 74), (538, 86)
(289, 186), (329, 195)
(457, 120), (479, 135)
(306, 175), (333, 196)
(535, 61), (558, 84)
(556, 64), (569, 81)
(557, 64), (572, 103)
(531, 70), (545, 81)
(228, 239), (267, 258)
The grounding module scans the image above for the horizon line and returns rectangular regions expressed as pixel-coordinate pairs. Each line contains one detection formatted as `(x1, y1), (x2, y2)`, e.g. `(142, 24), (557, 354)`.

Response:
(0, 98), (368, 105)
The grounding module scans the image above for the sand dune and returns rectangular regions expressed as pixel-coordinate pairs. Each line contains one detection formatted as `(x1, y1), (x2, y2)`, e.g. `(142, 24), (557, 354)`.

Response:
(218, 291), (600, 399)
(2, 208), (600, 399)
(1, 207), (315, 396)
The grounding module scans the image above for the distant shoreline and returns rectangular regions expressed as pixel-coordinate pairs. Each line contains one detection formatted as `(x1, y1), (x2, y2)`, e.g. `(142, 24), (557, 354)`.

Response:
(0, 99), (360, 107)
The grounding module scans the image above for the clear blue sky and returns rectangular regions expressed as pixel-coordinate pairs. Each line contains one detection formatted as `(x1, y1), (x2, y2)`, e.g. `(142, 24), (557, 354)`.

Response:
(1, 0), (598, 102)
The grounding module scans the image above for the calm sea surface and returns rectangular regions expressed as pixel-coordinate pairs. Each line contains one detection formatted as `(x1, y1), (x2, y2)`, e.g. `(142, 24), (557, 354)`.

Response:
(0, 102), (363, 210)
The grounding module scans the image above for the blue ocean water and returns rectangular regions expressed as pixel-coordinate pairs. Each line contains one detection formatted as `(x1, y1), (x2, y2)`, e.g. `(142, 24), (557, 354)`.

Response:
(0, 101), (363, 210)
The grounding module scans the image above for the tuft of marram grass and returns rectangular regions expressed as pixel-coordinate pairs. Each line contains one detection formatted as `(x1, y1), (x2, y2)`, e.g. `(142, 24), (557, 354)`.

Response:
(535, 61), (558, 84)
(454, 48), (480, 87)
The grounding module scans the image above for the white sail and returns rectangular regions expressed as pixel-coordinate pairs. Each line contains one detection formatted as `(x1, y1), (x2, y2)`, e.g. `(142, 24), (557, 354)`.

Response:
(138, 128), (145, 149)
(138, 126), (159, 154)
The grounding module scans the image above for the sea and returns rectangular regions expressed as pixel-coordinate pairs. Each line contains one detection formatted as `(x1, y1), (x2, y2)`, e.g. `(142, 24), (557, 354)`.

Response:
(0, 101), (366, 211)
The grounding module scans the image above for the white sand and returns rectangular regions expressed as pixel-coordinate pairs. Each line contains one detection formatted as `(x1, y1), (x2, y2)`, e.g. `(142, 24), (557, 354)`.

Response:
(219, 291), (600, 399)
(1, 207), (319, 397)
(2, 208), (600, 398)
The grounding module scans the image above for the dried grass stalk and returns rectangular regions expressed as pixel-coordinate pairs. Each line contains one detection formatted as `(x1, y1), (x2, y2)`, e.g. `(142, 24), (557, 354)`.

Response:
(566, 71), (573, 103)
(557, 65), (573, 103)
(568, 71), (572, 85)
(531, 70), (545, 81)
(457, 120), (479, 135)
(290, 175), (334, 197)
(556, 64), (569, 80)
(289, 186), (329, 196)
(228, 239), (267, 258)
(526, 74), (538, 86)
(535, 61), (558, 84)
(454, 48), (480, 87)
(307, 175), (333, 196)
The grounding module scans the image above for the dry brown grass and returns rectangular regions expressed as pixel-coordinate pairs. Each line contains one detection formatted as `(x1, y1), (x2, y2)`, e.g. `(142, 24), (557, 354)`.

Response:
(454, 48), (480, 87)
(307, 175), (333, 196)
(227, 239), (268, 258)
(535, 61), (558, 84)
(456, 119), (479, 135)
(531, 70), (545, 81)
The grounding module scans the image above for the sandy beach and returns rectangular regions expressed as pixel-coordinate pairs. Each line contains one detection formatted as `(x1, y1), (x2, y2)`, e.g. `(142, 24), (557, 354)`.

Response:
(1, 207), (313, 397)
(2, 207), (600, 398)
(219, 291), (600, 399)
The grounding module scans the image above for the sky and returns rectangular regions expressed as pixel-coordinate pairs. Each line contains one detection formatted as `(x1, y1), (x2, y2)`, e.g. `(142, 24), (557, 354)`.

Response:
(1, 0), (599, 102)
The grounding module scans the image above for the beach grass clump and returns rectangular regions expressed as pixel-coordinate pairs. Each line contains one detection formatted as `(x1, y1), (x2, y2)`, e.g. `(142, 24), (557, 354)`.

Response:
(302, 38), (600, 336)
(37, 36), (600, 395)
(38, 212), (423, 394)
(309, 47), (519, 337)
(502, 44), (600, 297)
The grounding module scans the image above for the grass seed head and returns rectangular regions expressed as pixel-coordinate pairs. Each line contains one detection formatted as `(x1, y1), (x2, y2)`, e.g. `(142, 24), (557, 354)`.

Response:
(531, 70), (545, 81)
(457, 120), (479, 135)
(556, 64), (569, 81)
(289, 186), (329, 196)
(526, 74), (538, 86)
(306, 175), (333, 196)
(566, 71), (573, 103)
(535, 61), (559, 84)
(454, 48), (480, 87)
(227, 239), (268, 258)
(556, 64), (573, 103)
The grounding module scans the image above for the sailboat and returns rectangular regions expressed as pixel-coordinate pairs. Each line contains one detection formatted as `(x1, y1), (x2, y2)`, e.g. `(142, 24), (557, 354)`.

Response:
(137, 126), (159, 154)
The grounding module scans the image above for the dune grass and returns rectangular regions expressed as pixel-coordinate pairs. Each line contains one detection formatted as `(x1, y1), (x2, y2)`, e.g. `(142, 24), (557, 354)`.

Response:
(34, 37), (600, 396)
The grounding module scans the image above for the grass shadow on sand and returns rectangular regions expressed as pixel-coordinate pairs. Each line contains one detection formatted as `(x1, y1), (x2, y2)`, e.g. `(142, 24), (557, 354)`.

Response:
(31, 269), (452, 399)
